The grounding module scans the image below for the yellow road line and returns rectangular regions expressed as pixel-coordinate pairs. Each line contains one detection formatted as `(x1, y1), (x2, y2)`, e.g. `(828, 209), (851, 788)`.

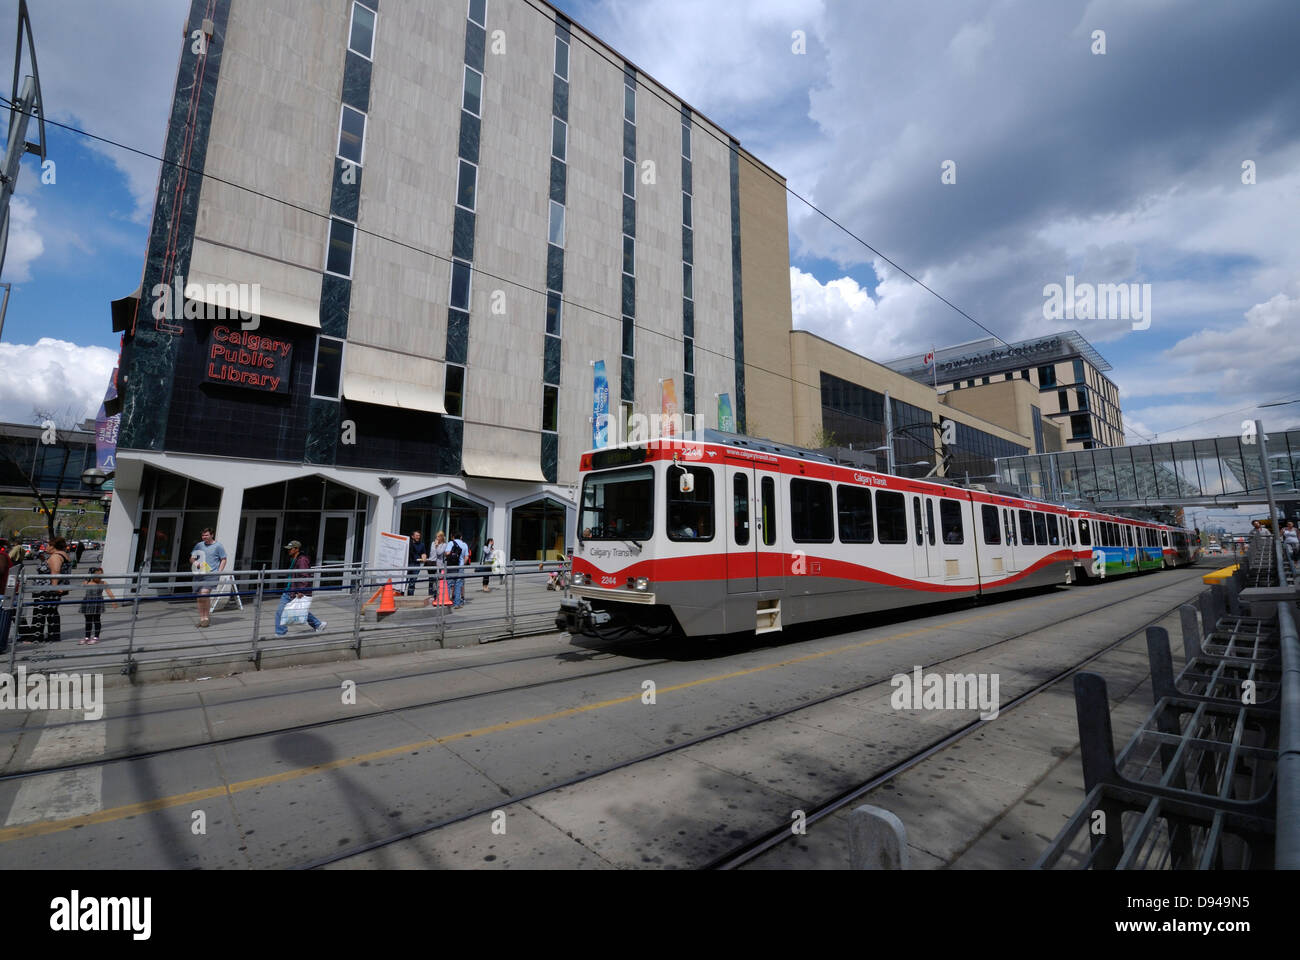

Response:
(0, 595), (1065, 843)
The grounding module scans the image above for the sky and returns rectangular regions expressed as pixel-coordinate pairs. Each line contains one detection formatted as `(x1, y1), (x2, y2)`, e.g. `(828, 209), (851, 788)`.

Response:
(0, 0), (1298, 456)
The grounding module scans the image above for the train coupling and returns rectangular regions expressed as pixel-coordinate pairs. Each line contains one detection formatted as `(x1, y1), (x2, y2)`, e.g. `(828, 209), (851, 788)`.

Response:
(556, 597), (611, 635)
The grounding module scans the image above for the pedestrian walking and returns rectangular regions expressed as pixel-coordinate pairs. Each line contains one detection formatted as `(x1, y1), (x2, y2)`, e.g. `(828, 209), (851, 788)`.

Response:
(274, 540), (326, 635)
(29, 537), (71, 643)
(1282, 521), (1299, 561)
(446, 531), (469, 607)
(74, 541), (85, 566)
(79, 568), (117, 645)
(480, 537), (496, 591)
(189, 527), (227, 627)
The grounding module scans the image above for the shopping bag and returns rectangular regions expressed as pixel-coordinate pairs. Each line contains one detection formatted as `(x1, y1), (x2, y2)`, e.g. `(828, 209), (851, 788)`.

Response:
(491, 550), (504, 575)
(283, 596), (312, 624)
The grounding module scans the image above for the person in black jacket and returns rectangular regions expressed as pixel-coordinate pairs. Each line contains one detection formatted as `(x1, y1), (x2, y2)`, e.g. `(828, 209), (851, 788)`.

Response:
(406, 530), (427, 595)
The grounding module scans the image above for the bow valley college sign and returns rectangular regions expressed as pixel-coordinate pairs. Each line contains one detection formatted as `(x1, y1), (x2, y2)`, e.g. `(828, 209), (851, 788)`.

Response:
(937, 337), (1064, 379)
(204, 325), (292, 393)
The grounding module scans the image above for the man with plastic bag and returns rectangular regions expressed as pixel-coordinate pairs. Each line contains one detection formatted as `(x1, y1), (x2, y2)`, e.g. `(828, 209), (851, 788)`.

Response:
(274, 540), (326, 636)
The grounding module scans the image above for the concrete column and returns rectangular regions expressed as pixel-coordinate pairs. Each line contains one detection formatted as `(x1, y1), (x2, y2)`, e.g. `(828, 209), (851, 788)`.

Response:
(103, 481), (139, 572)
(214, 484), (243, 570)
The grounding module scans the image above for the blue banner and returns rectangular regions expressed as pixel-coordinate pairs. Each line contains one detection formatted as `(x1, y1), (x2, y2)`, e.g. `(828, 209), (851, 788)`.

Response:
(717, 392), (734, 433)
(592, 361), (609, 449)
(95, 366), (120, 471)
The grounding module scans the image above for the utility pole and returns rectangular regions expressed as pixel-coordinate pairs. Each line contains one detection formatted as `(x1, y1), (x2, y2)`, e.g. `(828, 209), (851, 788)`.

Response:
(883, 389), (895, 475)
(0, 0), (46, 299)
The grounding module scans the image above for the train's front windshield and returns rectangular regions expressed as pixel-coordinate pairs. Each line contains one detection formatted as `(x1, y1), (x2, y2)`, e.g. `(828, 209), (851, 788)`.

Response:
(580, 466), (653, 541)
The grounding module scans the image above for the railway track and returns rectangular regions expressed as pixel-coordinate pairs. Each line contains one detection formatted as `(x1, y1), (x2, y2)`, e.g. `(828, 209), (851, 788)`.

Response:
(308, 566), (1208, 869)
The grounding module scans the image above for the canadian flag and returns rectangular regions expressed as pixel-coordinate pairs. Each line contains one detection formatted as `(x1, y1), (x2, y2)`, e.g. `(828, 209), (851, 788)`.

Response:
(923, 351), (935, 367)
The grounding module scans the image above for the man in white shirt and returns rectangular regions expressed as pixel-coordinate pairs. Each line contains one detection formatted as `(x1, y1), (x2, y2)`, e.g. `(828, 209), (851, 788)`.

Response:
(447, 531), (469, 607)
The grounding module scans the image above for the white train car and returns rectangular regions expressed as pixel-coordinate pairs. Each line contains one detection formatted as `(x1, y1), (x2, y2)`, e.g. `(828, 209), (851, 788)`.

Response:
(560, 433), (1073, 638)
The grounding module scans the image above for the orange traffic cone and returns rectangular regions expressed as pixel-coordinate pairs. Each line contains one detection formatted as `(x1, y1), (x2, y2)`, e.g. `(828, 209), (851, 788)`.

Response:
(430, 574), (453, 607)
(378, 580), (396, 615)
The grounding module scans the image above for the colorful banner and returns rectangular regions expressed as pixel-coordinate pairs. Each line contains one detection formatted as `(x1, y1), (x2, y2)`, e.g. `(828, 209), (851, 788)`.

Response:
(95, 366), (120, 472)
(592, 360), (609, 449)
(661, 378), (679, 437)
(717, 393), (734, 433)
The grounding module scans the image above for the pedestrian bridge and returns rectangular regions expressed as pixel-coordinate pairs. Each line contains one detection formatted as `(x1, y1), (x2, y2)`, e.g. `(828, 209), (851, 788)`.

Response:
(994, 428), (1300, 509)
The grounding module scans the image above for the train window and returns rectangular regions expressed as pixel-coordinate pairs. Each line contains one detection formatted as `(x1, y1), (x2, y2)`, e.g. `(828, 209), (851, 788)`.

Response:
(913, 498), (923, 546)
(761, 477), (776, 546)
(1019, 510), (1035, 545)
(667, 466), (715, 542)
(1104, 524), (1114, 547)
(1078, 519), (1091, 546)
(1162, 531), (1169, 546)
(940, 499), (964, 544)
(925, 500), (936, 546)
(733, 474), (749, 546)
(837, 485), (874, 543)
(1033, 512), (1048, 546)
(790, 479), (834, 543)
(1047, 514), (1060, 545)
(982, 505), (1000, 545)
(876, 491), (907, 544)
(1003, 508), (1016, 545)
(580, 466), (654, 541)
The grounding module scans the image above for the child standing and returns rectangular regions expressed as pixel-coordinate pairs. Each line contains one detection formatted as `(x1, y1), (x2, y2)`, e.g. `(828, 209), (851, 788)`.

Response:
(80, 568), (116, 645)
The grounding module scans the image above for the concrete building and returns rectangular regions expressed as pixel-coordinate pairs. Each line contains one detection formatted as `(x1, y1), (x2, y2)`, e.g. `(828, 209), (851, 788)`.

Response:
(886, 331), (1125, 451)
(104, 0), (792, 578)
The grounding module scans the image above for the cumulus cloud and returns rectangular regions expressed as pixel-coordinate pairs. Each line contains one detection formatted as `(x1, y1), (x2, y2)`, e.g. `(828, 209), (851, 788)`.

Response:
(1, 197), (44, 282)
(0, 339), (118, 426)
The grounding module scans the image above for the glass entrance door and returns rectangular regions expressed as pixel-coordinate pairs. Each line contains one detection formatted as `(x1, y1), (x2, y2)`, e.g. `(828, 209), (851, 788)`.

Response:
(145, 512), (183, 592)
(318, 512), (355, 589)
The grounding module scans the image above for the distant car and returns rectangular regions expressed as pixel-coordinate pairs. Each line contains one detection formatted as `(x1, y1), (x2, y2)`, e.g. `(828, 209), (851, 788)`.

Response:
(1207, 544), (1223, 554)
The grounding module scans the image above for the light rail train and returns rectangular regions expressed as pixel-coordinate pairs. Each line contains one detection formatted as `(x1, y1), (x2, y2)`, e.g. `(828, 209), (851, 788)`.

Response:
(558, 432), (1197, 639)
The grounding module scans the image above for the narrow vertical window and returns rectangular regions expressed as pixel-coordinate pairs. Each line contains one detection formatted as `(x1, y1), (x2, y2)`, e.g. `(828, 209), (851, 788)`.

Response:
(311, 336), (345, 400)
(450, 259), (472, 311)
(548, 200), (565, 246)
(622, 235), (635, 276)
(733, 474), (749, 546)
(338, 105), (366, 165)
(624, 83), (635, 123)
(681, 123), (691, 159)
(546, 291), (562, 336)
(554, 36), (569, 80)
(456, 159), (477, 211)
(542, 384), (558, 432)
(467, 0), (486, 28)
(326, 218), (356, 277)
(552, 117), (567, 161)
(463, 66), (483, 117)
(623, 158), (635, 198)
(682, 193), (692, 228)
(621, 316), (635, 358)
(683, 262), (693, 300)
(444, 364), (465, 417)
(349, 2), (376, 59)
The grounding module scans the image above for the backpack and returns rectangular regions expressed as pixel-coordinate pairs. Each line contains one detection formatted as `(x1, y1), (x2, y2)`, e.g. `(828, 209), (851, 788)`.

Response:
(448, 540), (463, 564)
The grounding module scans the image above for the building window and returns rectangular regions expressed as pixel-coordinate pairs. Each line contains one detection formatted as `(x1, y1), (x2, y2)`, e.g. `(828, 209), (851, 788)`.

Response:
(552, 117), (567, 162)
(444, 364), (465, 418)
(624, 82), (635, 123)
(456, 159), (477, 212)
(981, 376), (990, 385)
(621, 316), (634, 358)
(1058, 389), (1068, 412)
(966, 379), (975, 388)
(1021, 368), (1030, 379)
(463, 66), (483, 117)
(311, 336), (344, 400)
(467, 0), (486, 28)
(622, 235), (635, 276)
(337, 104), (366, 166)
(542, 383), (558, 432)
(681, 122), (691, 159)
(548, 200), (565, 246)
(1077, 387), (1088, 410)
(554, 35), (569, 80)
(623, 158), (635, 198)
(325, 218), (355, 277)
(1070, 413), (1091, 439)
(682, 193), (692, 228)
(546, 291), (562, 336)
(450, 259), (472, 311)
(684, 337), (694, 375)
(1038, 364), (1057, 387)
(349, 2), (376, 59)
(1073, 358), (1085, 383)
(683, 262), (693, 300)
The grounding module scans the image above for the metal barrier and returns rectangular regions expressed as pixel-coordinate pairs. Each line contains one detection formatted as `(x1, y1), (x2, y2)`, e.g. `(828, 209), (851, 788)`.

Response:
(1, 557), (572, 674)
(1038, 554), (1295, 869)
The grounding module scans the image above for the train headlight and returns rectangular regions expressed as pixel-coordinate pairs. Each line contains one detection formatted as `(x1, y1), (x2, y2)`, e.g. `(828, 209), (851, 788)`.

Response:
(571, 572), (586, 586)
(634, 577), (650, 591)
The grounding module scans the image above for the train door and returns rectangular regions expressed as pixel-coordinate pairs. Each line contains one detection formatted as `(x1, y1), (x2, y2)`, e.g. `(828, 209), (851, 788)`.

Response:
(725, 460), (757, 593)
(1002, 507), (1020, 572)
(913, 495), (930, 578)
